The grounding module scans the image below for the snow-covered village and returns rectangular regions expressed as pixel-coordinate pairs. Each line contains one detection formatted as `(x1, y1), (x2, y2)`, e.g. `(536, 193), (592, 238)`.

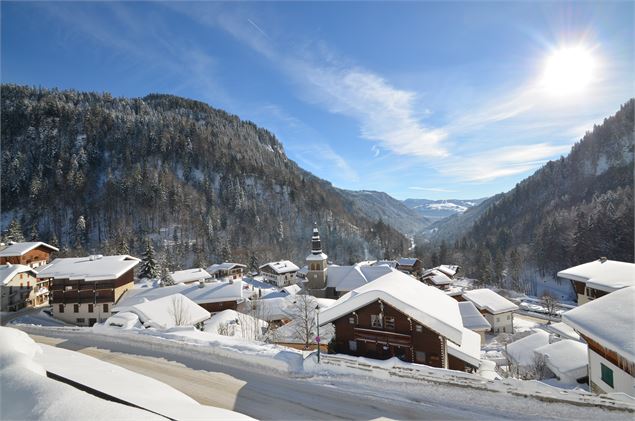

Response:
(2, 1), (635, 420)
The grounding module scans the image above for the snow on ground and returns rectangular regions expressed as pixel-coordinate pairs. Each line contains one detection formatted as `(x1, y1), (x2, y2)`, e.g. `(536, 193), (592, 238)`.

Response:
(0, 327), (162, 421)
(38, 341), (252, 420)
(204, 309), (268, 340)
(8, 308), (69, 327)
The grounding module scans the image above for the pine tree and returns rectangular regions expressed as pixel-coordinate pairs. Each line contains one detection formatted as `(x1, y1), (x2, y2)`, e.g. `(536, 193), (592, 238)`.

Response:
(160, 266), (174, 287)
(29, 223), (39, 241)
(249, 253), (259, 273)
(4, 219), (25, 242)
(139, 240), (159, 279)
(116, 237), (130, 255)
(221, 242), (232, 262)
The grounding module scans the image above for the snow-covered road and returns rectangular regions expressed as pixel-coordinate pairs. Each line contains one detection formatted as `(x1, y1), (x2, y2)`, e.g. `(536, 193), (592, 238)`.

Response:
(29, 333), (475, 420)
(28, 332), (632, 420)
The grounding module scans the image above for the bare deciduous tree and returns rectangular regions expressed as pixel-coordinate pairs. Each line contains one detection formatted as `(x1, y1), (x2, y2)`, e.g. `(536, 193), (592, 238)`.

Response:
(168, 295), (191, 327)
(541, 291), (558, 323)
(286, 294), (318, 348)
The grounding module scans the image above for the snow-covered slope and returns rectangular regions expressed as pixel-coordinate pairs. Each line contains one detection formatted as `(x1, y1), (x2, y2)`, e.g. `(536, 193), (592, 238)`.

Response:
(403, 197), (488, 221)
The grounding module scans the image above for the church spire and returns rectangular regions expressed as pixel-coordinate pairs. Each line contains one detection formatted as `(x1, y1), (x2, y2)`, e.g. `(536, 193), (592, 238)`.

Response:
(311, 223), (322, 254)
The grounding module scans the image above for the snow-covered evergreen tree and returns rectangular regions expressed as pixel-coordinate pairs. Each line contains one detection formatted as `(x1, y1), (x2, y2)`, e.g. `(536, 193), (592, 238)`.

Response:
(4, 219), (25, 243)
(160, 266), (174, 287)
(139, 240), (159, 279)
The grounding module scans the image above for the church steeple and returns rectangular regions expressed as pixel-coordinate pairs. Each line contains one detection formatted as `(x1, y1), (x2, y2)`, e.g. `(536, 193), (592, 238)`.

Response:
(311, 223), (322, 254)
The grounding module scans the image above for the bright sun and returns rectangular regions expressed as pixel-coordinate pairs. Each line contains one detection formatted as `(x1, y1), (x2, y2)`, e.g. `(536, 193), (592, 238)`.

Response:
(541, 46), (596, 95)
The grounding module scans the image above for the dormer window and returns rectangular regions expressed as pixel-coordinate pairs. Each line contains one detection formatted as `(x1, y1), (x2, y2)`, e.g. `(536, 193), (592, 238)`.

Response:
(371, 314), (383, 328)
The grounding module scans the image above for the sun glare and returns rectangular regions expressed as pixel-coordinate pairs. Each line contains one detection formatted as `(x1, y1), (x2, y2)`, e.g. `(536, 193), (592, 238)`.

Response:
(541, 46), (596, 96)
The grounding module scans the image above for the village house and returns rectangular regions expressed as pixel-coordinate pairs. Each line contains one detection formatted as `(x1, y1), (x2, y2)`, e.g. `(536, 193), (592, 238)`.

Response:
(259, 260), (299, 287)
(206, 262), (246, 281)
(40, 255), (140, 326)
(563, 286), (634, 396)
(558, 258), (635, 305)
(0, 241), (59, 268)
(461, 288), (519, 334)
(169, 268), (212, 285)
(421, 268), (453, 290)
(319, 271), (481, 372)
(396, 257), (423, 276)
(114, 280), (246, 315)
(534, 339), (588, 384)
(0, 264), (43, 311)
(457, 301), (491, 341)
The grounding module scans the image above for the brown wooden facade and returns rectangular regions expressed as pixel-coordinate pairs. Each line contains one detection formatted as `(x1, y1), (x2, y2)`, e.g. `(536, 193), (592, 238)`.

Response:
(198, 300), (239, 313)
(0, 245), (55, 268)
(396, 259), (423, 276)
(581, 333), (634, 376)
(330, 300), (449, 368)
(50, 269), (134, 305)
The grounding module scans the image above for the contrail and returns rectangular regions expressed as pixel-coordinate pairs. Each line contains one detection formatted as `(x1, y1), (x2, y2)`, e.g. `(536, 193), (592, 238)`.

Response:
(247, 18), (268, 38)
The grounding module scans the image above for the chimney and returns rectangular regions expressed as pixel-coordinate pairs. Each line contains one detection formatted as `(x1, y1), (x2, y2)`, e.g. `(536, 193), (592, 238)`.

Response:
(599, 256), (608, 263)
(198, 281), (205, 288)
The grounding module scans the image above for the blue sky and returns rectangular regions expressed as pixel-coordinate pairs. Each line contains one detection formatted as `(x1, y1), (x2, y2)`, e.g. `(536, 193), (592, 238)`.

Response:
(2, 2), (633, 200)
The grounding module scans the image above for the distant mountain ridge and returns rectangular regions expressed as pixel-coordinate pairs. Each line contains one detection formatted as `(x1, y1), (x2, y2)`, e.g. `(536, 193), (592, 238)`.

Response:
(403, 198), (488, 221)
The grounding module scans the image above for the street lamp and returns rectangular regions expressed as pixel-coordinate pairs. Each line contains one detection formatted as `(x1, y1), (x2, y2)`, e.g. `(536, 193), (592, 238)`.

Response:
(315, 304), (321, 364)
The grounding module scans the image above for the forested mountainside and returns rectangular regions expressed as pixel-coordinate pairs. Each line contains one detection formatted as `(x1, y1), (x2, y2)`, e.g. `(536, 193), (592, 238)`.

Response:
(419, 99), (634, 291)
(0, 85), (409, 267)
(403, 197), (488, 221)
(342, 190), (430, 235)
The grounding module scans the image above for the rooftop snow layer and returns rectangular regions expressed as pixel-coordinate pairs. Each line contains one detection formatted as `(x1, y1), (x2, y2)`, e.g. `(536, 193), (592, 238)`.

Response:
(534, 339), (588, 378)
(557, 259), (635, 292)
(306, 252), (328, 261)
(0, 241), (59, 256)
(114, 280), (245, 311)
(169, 268), (211, 284)
(447, 328), (481, 368)
(260, 260), (300, 274)
(458, 301), (491, 331)
(437, 265), (460, 277)
(207, 262), (246, 274)
(423, 269), (452, 286)
(505, 330), (551, 367)
(320, 271), (464, 346)
(0, 264), (37, 285)
(397, 257), (419, 267)
(563, 286), (635, 362)
(36, 255), (140, 282)
(129, 293), (210, 329)
(462, 289), (519, 314)
(326, 264), (394, 292)
(545, 322), (580, 341)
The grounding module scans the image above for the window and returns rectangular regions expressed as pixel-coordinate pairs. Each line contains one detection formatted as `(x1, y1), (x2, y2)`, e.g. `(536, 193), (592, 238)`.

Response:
(415, 351), (427, 363)
(349, 317), (355, 325)
(415, 325), (423, 333)
(502, 327), (506, 333)
(348, 340), (357, 352)
(73, 304), (79, 313)
(88, 304), (94, 313)
(371, 314), (383, 328)
(385, 317), (395, 330)
(59, 304), (64, 313)
(103, 304), (109, 313)
(600, 363), (614, 388)
(65, 286), (73, 291)
(76, 318), (85, 324)
(20, 273), (23, 279)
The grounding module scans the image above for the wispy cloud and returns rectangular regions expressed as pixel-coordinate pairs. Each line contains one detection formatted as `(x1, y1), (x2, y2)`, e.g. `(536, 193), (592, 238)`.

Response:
(370, 145), (381, 158)
(435, 142), (571, 182)
(408, 187), (457, 193)
(247, 18), (269, 38)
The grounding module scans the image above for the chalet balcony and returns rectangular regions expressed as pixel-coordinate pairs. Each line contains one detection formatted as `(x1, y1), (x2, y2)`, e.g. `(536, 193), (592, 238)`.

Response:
(353, 327), (413, 347)
(51, 289), (115, 304)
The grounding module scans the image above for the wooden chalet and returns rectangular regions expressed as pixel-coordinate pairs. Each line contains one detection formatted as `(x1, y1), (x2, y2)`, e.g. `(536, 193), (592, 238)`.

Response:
(0, 241), (59, 268)
(558, 258), (634, 305)
(207, 262), (246, 281)
(320, 271), (481, 372)
(396, 257), (423, 276)
(39, 255), (140, 326)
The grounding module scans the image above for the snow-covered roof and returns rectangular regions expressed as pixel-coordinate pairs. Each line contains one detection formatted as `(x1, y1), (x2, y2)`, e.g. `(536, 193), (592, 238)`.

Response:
(259, 260), (299, 274)
(563, 286), (635, 362)
(422, 269), (452, 286)
(458, 301), (491, 331)
(534, 339), (588, 380)
(36, 255), (140, 282)
(544, 322), (580, 341)
(273, 318), (335, 344)
(0, 264), (37, 285)
(203, 309), (268, 339)
(505, 330), (551, 367)
(557, 259), (635, 293)
(320, 271), (464, 346)
(326, 264), (394, 292)
(397, 257), (419, 267)
(462, 289), (519, 314)
(206, 262), (246, 274)
(169, 268), (211, 284)
(114, 281), (245, 311)
(0, 241), (59, 257)
(306, 252), (328, 261)
(447, 328), (481, 368)
(373, 260), (398, 268)
(437, 265), (460, 278)
(129, 294), (210, 329)
(103, 312), (141, 330)
(297, 266), (309, 275)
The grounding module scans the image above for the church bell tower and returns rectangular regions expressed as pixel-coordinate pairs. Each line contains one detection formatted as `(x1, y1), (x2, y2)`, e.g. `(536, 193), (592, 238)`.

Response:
(305, 223), (328, 290)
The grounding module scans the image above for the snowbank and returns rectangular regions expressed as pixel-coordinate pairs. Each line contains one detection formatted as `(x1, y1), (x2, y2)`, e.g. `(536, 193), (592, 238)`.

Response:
(0, 327), (162, 421)
(204, 309), (268, 339)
